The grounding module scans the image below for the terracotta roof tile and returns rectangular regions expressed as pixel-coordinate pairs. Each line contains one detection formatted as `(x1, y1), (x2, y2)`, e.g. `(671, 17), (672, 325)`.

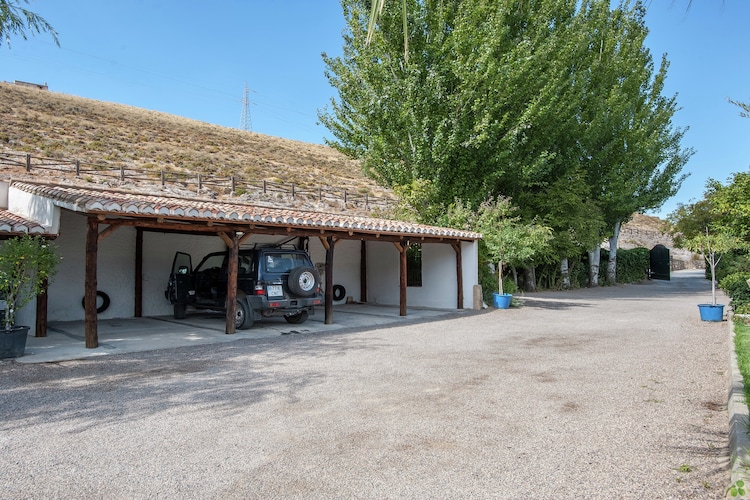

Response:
(11, 181), (481, 240)
(0, 209), (53, 236)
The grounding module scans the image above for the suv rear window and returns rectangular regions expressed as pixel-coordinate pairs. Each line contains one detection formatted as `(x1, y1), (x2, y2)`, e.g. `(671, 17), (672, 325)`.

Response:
(263, 252), (310, 273)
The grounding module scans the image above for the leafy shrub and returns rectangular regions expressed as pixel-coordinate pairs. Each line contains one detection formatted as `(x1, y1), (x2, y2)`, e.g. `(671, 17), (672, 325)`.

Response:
(719, 272), (750, 314)
(611, 247), (650, 284)
(716, 250), (750, 283)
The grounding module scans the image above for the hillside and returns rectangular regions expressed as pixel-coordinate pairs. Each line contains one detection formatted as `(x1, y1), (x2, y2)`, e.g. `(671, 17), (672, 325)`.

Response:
(0, 81), (395, 211)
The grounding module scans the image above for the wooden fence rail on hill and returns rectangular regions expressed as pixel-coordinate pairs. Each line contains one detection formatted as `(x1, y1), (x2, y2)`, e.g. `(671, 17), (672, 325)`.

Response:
(0, 151), (393, 211)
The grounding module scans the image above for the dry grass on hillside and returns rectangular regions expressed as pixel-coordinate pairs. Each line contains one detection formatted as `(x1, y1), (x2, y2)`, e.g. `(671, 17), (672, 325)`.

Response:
(0, 82), (394, 203)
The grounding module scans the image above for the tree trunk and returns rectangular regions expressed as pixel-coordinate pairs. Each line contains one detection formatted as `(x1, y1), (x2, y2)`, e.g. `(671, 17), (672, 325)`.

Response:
(524, 266), (537, 292)
(588, 247), (600, 287)
(607, 220), (622, 284)
(498, 260), (503, 295)
(560, 257), (570, 289)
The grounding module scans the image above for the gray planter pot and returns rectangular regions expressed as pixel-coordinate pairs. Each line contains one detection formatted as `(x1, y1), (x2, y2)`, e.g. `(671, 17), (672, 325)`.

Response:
(0, 326), (30, 359)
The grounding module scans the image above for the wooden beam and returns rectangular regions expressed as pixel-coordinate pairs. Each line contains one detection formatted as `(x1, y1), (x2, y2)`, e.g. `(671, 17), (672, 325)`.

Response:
(360, 240), (367, 303)
(34, 278), (48, 337)
(84, 217), (99, 348)
(318, 236), (330, 251)
(452, 242), (463, 310)
(135, 228), (143, 317)
(97, 223), (121, 242)
(225, 232), (239, 334)
(218, 231), (234, 248)
(324, 236), (335, 324)
(238, 232), (253, 245)
(90, 215), (476, 245)
(398, 242), (407, 316)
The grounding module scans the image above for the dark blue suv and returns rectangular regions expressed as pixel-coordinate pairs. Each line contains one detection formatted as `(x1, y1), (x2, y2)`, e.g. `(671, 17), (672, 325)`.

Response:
(165, 247), (322, 329)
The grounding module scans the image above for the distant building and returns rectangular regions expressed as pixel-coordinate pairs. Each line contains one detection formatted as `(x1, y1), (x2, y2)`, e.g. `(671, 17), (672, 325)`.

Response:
(13, 80), (48, 91)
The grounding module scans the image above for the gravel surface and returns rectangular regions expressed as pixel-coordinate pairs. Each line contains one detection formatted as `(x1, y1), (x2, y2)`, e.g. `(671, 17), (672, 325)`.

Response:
(0, 270), (730, 498)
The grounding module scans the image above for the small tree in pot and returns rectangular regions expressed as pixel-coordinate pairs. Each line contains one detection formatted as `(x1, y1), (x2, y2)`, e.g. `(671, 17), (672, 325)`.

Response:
(0, 234), (60, 357)
(442, 196), (551, 306)
(669, 194), (743, 320)
(682, 228), (739, 307)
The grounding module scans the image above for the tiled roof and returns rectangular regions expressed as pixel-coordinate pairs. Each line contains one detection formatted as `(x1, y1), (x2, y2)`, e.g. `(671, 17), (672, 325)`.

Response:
(11, 181), (482, 240)
(0, 208), (53, 236)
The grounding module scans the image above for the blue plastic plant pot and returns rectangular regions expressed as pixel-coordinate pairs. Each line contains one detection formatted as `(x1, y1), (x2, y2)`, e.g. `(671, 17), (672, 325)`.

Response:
(493, 292), (512, 309)
(697, 304), (724, 322)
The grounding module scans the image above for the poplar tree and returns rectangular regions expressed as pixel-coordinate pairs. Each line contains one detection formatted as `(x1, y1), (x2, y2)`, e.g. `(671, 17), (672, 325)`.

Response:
(321, 0), (689, 288)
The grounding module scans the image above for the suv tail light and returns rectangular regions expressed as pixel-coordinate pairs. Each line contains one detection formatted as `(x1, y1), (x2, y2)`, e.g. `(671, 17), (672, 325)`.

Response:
(254, 284), (265, 296)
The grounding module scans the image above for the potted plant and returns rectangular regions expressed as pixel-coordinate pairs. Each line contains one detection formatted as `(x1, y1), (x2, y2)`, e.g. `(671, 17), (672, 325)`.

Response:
(473, 198), (551, 309)
(684, 228), (738, 322)
(0, 234), (60, 358)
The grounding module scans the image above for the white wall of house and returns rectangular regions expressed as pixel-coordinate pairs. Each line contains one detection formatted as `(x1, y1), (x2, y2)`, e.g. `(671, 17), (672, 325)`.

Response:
(7, 185), (61, 233)
(21, 210), (480, 327)
(366, 240), (479, 310)
(308, 238), (362, 304)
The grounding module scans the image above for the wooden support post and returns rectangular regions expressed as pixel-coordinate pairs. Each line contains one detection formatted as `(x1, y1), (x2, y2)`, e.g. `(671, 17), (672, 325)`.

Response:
(225, 232), (239, 334)
(452, 242), (464, 309)
(394, 242), (408, 317)
(84, 218), (99, 348)
(135, 228), (143, 317)
(324, 236), (335, 324)
(35, 278), (48, 337)
(360, 240), (367, 303)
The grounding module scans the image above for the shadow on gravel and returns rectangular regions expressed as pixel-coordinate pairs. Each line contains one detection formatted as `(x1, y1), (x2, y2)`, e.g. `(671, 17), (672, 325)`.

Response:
(0, 309), (490, 433)
(519, 297), (596, 310)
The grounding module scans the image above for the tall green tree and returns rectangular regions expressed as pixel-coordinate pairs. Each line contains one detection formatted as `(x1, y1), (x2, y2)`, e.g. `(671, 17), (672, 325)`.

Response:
(322, 0), (688, 288)
(0, 0), (58, 47)
(574, 1), (690, 285)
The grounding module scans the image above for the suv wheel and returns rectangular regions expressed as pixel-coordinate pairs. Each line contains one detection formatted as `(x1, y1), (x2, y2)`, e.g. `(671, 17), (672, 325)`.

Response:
(235, 299), (254, 330)
(287, 266), (320, 297)
(284, 310), (309, 324)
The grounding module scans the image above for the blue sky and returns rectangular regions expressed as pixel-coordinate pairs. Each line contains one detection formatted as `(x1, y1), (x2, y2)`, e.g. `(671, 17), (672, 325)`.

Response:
(2, 1), (749, 219)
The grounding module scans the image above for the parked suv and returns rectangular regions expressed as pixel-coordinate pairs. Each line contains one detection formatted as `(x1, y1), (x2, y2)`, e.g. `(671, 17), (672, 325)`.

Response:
(165, 246), (322, 329)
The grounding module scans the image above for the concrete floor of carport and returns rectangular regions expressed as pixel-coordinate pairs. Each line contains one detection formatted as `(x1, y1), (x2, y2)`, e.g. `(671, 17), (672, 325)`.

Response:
(17, 303), (468, 364)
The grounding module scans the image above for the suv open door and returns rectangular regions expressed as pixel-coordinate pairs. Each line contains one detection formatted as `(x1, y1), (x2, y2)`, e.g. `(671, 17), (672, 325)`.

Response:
(165, 252), (193, 319)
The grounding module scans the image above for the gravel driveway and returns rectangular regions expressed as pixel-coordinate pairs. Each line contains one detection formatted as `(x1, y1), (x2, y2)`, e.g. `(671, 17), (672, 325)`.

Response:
(0, 270), (730, 498)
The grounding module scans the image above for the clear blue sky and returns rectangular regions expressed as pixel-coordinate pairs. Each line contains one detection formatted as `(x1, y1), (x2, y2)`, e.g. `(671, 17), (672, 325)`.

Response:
(2, 1), (748, 219)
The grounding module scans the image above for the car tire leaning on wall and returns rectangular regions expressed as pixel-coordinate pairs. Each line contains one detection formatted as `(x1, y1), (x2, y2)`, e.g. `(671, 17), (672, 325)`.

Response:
(80, 291), (111, 314)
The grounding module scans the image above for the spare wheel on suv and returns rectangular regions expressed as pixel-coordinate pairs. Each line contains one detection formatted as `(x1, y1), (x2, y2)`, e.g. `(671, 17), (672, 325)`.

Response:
(287, 266), (320, 297)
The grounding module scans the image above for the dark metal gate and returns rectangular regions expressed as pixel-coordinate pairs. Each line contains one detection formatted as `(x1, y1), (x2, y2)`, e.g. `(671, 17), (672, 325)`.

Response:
(649, 244), (670, 280)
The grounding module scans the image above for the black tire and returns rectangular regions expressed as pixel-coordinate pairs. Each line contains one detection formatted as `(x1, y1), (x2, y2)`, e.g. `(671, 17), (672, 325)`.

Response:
(287, 266), (320, 298)
(235, 299), (254, 330)
(284, 310), (309, 324)
(173, 302), (187, 319)
(81, 291), (111, 314)
(332, 284), (346, 301)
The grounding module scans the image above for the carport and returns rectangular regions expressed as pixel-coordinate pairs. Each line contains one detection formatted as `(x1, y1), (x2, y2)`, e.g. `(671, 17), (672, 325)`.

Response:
(7, 181), (481, 350)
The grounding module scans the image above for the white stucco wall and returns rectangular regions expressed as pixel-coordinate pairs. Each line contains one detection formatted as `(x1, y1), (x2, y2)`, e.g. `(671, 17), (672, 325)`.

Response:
(7, 186), (61, 233)
(366, 240), (479, 310)
(308, 238), (362, 304)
